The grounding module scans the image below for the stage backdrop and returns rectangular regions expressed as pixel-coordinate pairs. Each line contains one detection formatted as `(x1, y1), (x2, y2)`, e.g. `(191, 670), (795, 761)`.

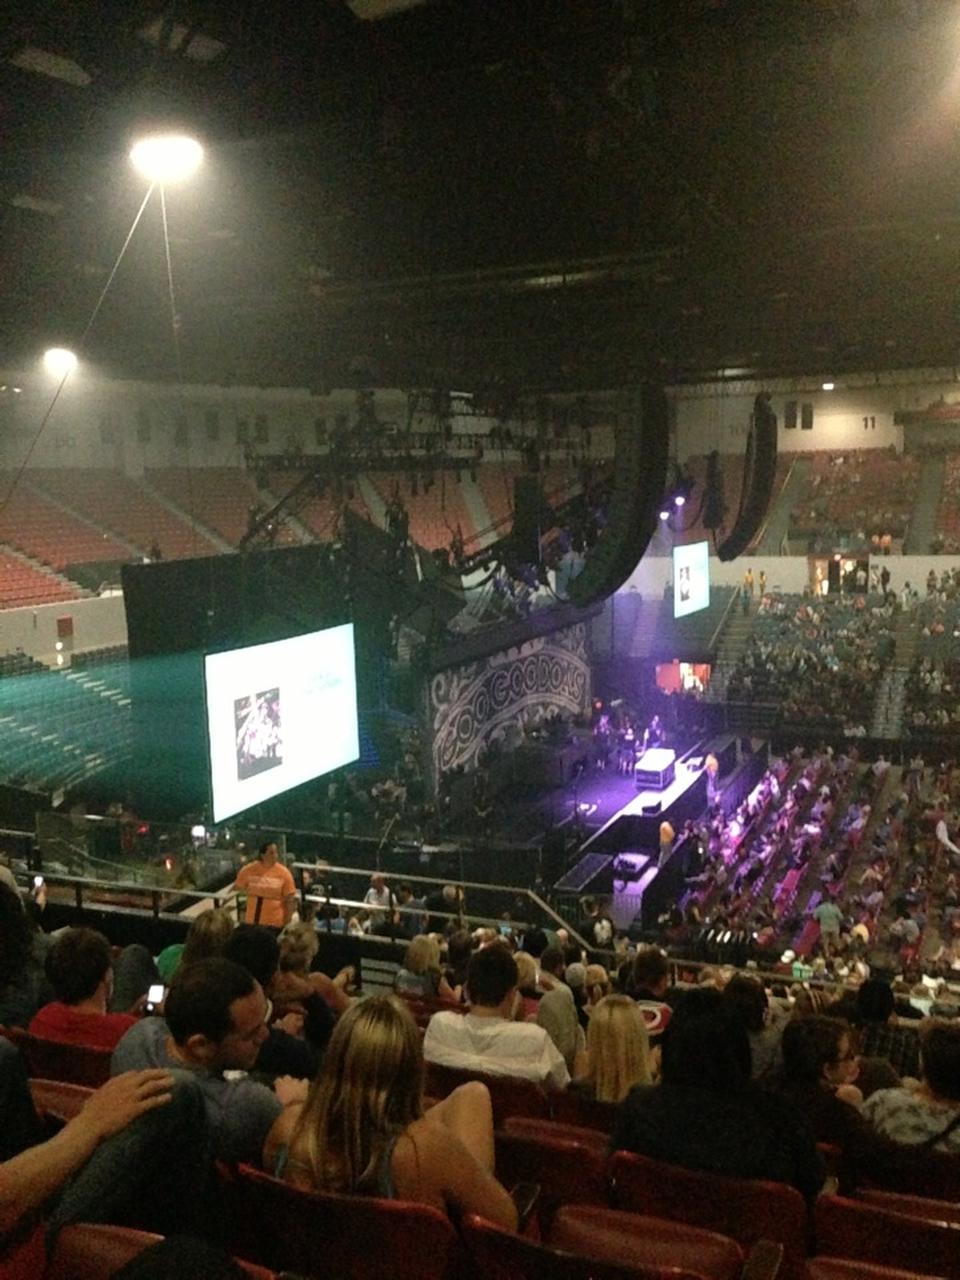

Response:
(426, 622), (591, 785)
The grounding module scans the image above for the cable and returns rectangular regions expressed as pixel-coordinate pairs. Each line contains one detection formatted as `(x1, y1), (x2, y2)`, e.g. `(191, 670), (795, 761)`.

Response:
(0, 183), (157, 515)
(159, 184), (200, 559)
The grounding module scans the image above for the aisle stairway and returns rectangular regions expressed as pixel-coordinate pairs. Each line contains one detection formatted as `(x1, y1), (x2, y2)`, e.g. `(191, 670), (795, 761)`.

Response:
(754, 457), (809, 555)
(903, 454), (944, 554)
(707, 592), (752, 699)
(870, 669), (907, 739)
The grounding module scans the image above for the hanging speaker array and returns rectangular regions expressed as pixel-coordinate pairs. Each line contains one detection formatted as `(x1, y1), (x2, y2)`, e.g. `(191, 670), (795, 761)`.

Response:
(715, 393), (779, 562)
(567, 384), (670, 607)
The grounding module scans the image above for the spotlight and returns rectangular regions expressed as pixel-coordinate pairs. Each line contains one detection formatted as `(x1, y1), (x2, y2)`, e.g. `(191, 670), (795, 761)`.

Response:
(674, 494), (686, 508)
(822, 381), (835, 391)
(43, 348), (78, 378)
(130, 134), (203, 184)
(659, 509), (670, 521)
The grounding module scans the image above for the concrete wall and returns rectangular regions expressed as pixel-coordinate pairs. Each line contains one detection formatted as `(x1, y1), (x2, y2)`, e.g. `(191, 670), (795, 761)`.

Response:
(672, 367), (960, 461)
(0, 595), (127, 665)
(620, 552), (960, 602)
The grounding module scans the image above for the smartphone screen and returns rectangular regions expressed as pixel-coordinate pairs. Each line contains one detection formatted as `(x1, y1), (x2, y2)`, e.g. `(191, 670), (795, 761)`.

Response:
(33, 875), (44, 888)
(145, 983), (166, 1012)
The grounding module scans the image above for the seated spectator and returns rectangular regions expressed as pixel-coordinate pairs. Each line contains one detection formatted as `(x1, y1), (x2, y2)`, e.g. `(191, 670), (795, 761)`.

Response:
(0, 1033), (42, 1160)
(513, 951), (542, 1018)
(583, 963), (612, 1012)
(722, 974), (786, 1080)
(572, 994), (654, 1103)
(155, 907), (235, 984)
(768, 1015), (890, 1189)
(864, 1020), (960, 1154)
(854, 978), (921, 1078)
(29, 927), (138, 1051)
(535, 946), (585, 1072)
(274, 921), (353, 1025)
(442, 929), (474, 999)
(268, 995), (517, 1229)
(224, 925), (321, 1077)
(423, 943), (569, 1088)
(394, 935), (456, 1001)
(111, 957), (293, 1164)
(611, 988), (824, 1201)
(0, 1067), (177, 1238)
(0, 881), (52, 1028)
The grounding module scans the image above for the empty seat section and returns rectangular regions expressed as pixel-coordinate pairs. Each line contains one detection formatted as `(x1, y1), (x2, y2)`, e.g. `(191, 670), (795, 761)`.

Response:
(0, 476), (132, 568)
(31, 470), (219, 560)
(0, 549), (81, 609)
(146, 467), (263, 547)
(366, 472), (473, 551)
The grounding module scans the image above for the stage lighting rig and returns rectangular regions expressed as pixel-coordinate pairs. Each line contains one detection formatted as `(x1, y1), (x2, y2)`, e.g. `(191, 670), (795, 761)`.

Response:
(658, 465), (696, 527)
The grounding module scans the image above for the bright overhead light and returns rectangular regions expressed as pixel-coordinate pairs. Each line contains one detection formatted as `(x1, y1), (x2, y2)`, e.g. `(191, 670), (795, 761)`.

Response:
(659, 509), (670, 521)
(43, 347), (78, 378)
(821, 381), (835, 391)
(674, 494), (686, 508)
(129, 134), (203, 184)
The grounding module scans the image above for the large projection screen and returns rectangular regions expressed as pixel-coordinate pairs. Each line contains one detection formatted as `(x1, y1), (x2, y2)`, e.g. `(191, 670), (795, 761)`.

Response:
(673, 540), (711, 618)
(205, 624), (359, 823)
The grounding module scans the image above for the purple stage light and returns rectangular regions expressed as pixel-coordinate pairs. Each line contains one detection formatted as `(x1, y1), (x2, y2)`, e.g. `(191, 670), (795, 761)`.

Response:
(674, 494), (686, 508)
(659, 509), (669, 520)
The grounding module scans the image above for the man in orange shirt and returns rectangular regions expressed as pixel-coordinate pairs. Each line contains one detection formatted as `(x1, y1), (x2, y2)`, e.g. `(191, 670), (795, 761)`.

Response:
(233, 841), (297, 929)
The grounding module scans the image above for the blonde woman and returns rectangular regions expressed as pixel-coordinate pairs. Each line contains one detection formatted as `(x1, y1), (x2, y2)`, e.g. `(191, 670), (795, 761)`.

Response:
(266, 996), (517, 1228)
(394, 935), (455, 1001)
(583, 963), (611, 1012)
(572, 994), (655, 1103)
(272, 921), (353, 1021)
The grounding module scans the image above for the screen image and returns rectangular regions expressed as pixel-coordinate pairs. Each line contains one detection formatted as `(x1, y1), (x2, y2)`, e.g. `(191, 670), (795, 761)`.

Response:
(205, 624), (359, 822)
(673, 541), (710, 618)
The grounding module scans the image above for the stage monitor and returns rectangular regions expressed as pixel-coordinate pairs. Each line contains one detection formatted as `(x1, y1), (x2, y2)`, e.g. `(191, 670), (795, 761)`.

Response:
(204, 624), (359, 823)
(673, 540), (710, 618)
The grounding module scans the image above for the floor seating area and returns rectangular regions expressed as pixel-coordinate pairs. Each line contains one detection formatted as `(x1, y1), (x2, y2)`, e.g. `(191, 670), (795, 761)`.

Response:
(0, 661), (130, 792)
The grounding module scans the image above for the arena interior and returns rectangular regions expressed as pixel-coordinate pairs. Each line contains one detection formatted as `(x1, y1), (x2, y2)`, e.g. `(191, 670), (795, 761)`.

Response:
(2, 3), (960, 1278)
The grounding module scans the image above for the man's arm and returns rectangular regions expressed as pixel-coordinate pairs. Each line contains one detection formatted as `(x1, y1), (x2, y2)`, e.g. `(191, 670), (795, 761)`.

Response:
(0, 1070), (173, 1236)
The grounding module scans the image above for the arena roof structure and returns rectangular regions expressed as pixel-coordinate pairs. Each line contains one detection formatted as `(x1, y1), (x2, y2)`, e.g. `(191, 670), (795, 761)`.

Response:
(4, 0), (960, 389)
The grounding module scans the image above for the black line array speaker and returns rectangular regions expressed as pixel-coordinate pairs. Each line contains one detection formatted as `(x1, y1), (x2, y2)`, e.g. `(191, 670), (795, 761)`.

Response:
(512, 474), (543, 564)
(716, 393), (779, 562)
(567, 384), (670, 607)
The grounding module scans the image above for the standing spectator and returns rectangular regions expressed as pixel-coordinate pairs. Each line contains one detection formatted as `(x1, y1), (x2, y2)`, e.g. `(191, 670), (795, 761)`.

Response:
(363, 873), (397, 931)
(813, 898), (844, 957)
(232, 842), (297, 930)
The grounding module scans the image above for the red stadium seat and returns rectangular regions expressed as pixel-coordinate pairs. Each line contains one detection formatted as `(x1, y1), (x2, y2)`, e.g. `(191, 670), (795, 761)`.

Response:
(28, 1079), (93, 1126)
(814, 1194), (960, 1279)
(855, 1189), (960, 1226)
(423, 1063), (551, 1127)
(807, 1262), (948, 1280)
(550, 1089), (618, 1133)
(462, 1207), (772, 1280)
(20, 1037), (112, 1089)
(44, 1224), (275, 1280)
(222, 1162), (462, 1280)
(496, 1117), (609, 1228)
(609, 1151), (808, 1280)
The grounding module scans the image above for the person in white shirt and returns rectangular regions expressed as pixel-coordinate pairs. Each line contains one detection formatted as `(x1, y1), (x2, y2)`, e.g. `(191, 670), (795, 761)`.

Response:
(423, 944), (570, 1090)
(935, 815), (960, 864)
(362, 873), (396, 929)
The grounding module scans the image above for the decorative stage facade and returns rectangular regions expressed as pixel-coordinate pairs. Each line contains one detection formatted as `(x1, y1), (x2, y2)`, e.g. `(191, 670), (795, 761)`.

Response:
(426, 622), (591, 785)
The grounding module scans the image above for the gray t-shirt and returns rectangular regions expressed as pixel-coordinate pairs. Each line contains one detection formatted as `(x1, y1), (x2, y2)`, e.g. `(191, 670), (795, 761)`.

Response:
(111, 1017), (282, 1165)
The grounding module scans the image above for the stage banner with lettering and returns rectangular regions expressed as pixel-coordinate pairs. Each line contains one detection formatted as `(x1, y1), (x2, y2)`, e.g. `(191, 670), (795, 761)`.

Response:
(427, 622), (591, 784)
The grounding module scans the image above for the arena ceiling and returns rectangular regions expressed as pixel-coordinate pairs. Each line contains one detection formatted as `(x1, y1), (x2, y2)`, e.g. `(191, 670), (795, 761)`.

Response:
(5, 0), (960, 391)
